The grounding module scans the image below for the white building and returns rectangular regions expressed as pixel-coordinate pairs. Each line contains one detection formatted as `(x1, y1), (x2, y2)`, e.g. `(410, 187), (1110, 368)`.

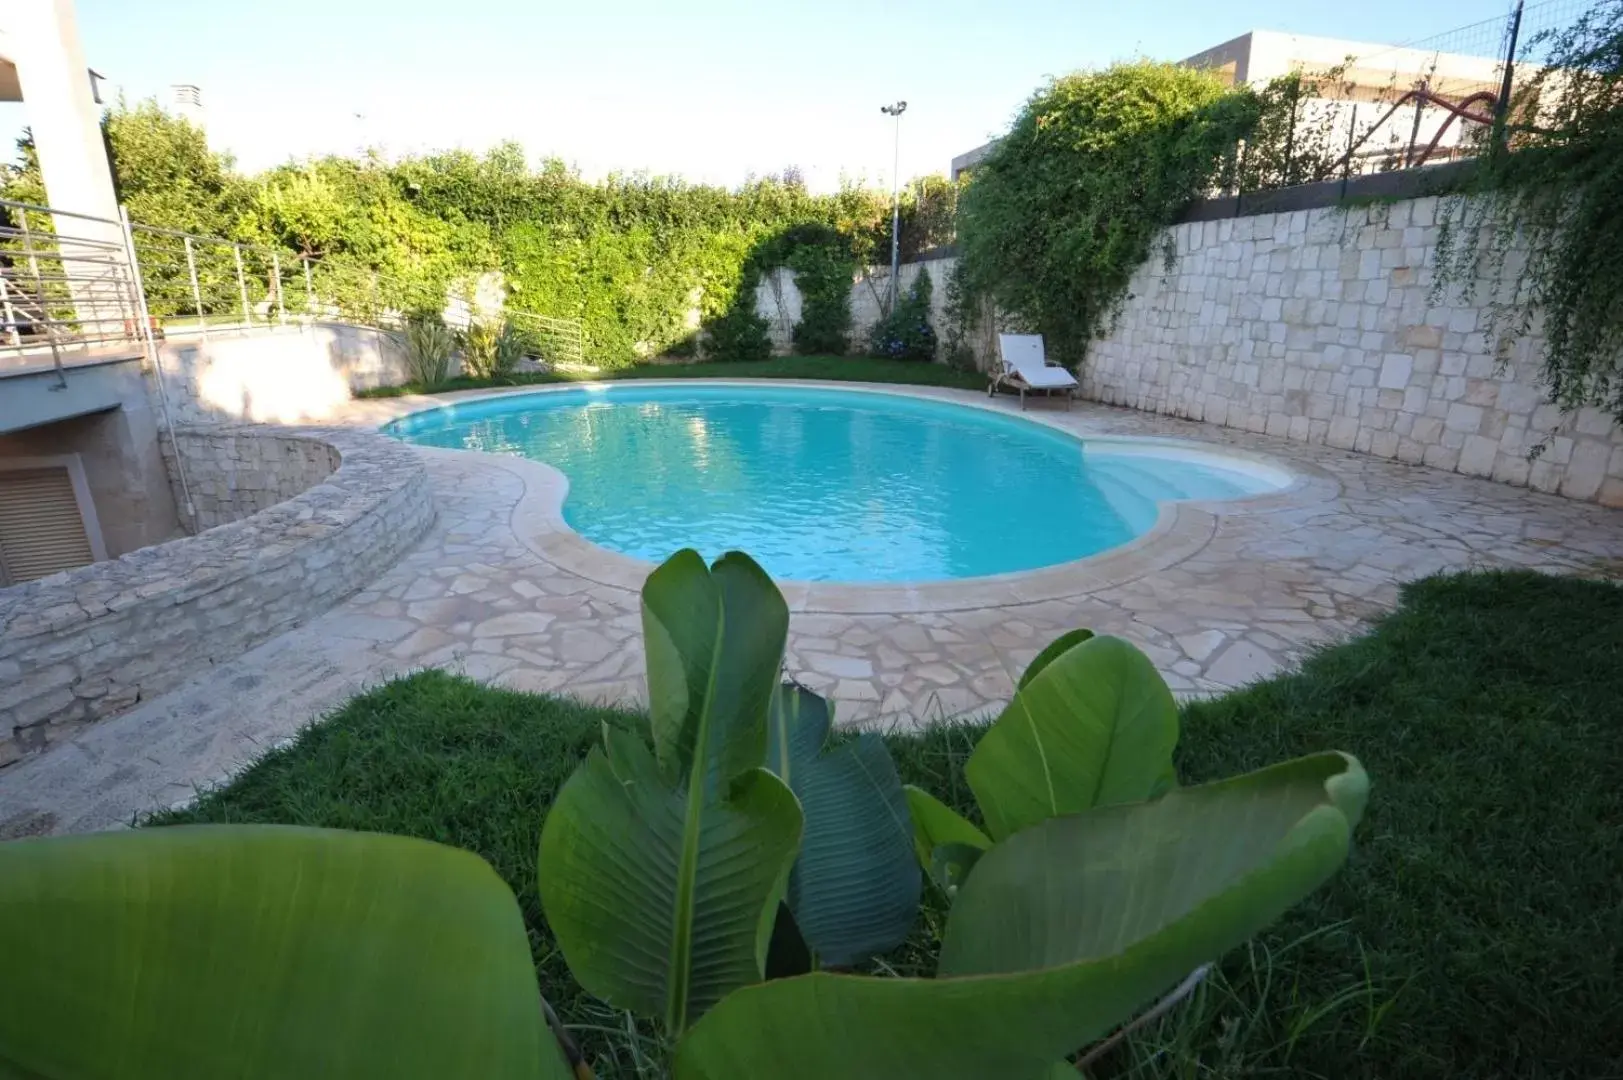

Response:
(952, 28), (1514, 179)
(170, 83), (205, 130)
(1183, 30), (1510, 172)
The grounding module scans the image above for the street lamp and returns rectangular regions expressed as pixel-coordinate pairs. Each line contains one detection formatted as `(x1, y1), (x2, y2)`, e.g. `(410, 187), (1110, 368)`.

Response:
(880, 100), (907, 315)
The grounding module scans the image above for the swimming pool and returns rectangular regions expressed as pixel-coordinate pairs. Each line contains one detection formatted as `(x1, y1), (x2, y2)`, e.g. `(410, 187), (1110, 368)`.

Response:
(383, 384), (1289, 583)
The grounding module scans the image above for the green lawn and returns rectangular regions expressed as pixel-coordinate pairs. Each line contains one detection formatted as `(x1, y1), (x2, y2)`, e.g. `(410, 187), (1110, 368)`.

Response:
(152, 570), (1623, 1078)
(354, 354), (988, 398)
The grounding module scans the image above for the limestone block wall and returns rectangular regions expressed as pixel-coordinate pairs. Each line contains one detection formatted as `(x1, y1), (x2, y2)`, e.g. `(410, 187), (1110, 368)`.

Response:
(163, 428), (341, 531)
(754, 268), (804, 355)
(0, 426), (434, 768)
(750, 258), (992, 365)
(1084, 197), (1623, 505)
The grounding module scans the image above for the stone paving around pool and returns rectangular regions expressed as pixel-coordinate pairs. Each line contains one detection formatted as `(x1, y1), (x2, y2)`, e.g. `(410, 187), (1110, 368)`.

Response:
(3, 382), (1621, 836)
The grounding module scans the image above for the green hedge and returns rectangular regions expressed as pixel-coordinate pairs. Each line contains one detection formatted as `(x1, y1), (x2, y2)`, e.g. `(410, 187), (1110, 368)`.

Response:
(1, 109), (966, 369)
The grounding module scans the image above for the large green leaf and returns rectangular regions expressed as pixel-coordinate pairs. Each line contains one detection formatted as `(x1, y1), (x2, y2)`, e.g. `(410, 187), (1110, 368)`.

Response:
(673, 752), (1368, 1080)
(539, 727), (802, 1035)
(765, 685), (920, 966)
(902, 784), (990, 891)
(642, 549), (788, 797)
(539, 551), (802, 1035)
(966, 633), (1179, 840)
(0, 825), (568, 1080)
(1017, 627), (1094, 689)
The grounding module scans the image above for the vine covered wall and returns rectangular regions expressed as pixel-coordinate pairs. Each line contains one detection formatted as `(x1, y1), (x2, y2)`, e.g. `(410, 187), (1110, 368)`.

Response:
(1434, 0), (1623, 422)
(1084, 195), (1623, 505)
(0, 105), (960, 368)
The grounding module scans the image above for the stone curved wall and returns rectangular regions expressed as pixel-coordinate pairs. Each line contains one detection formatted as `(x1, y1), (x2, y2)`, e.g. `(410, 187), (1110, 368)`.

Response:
(164, 428), (341, 531)
(0, 425), (435, 768)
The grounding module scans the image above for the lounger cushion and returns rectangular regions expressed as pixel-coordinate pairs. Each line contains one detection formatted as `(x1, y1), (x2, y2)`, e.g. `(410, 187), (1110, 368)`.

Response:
(997, 333), (1079, 388)
(1016, 365), (1078, 388)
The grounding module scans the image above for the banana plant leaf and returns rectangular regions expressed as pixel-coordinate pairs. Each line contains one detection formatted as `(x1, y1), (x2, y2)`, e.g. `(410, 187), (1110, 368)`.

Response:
(765, 684), (921, 966)
(966, 633), (1179, 841)
(1017, 628), (1095, 689)
(0, 825), (570, 1080)
(902, 784), (990, 891)
(642, 549), (790, 797)
(672, 751), (1368, 1080)
(537, 550), (803, 1035)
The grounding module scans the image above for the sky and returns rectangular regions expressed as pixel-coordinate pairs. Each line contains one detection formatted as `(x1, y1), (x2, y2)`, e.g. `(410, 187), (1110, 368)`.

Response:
(8, 0), (1511, 191)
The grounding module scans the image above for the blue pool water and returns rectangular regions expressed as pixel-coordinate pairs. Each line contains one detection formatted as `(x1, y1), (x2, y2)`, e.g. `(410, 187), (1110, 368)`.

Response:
(383, 385), (1286, 583)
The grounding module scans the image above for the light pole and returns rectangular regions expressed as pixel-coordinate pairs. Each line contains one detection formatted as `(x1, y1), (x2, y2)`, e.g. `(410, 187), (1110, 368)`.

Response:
(880, 100), (907, 316)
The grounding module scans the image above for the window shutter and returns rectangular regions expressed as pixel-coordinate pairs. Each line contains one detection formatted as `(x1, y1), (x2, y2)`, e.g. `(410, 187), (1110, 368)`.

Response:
(0, 467), (96, 586)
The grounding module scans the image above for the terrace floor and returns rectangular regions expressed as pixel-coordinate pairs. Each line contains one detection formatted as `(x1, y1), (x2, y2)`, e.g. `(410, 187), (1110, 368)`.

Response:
(3, 382), (1621, 836)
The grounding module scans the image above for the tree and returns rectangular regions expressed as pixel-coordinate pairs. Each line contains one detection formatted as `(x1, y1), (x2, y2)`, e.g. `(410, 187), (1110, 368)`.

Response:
(102, 99), (250, 239)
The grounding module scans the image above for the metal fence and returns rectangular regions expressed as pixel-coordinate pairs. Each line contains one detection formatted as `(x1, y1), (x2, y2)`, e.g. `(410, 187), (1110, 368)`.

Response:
(1218, 0), (1592, 195)
(0, 196), (584, 377)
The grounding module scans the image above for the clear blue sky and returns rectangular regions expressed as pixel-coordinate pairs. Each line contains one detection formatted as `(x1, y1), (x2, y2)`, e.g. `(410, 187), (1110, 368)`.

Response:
(16, 0), (1511, 189)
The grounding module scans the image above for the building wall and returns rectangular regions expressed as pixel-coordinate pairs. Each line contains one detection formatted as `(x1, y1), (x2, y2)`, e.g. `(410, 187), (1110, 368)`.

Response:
(1083, 195), (1623, 505)
(1182, 30), (1511, 171)
(1232, 29), (1505, 90)
(956, 28), (1514, 183)
(0, 425), (434, 769)
(0, 360), (182, 556)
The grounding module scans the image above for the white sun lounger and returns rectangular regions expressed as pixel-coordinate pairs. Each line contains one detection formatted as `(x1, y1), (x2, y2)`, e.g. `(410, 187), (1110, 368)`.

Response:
(991, 333), (1078, 410)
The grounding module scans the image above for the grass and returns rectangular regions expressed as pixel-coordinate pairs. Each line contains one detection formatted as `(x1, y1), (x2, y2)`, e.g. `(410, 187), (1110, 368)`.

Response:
(152, 569), (1623, 1078)
(353, 354), (988, 398)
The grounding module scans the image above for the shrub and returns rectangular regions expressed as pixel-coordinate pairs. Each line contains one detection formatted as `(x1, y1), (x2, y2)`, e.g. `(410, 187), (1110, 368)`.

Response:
(702, 273), (773, 363)
(664, 332), (699, 358)
(460, 318), (499, 379)
(867, 266), (938, 362)
(956, 62), (1258, 363)
(496, 321), (529, 371)
(459, 317), (529, 381)
(402, 315), (455, 388)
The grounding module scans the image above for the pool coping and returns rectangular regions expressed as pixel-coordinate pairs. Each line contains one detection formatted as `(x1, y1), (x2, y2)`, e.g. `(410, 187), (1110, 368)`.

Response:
(355, 380), (1343, 614)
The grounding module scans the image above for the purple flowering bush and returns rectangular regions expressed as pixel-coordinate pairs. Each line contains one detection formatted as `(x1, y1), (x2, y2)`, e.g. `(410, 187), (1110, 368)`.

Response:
(867, 266), (938, 362)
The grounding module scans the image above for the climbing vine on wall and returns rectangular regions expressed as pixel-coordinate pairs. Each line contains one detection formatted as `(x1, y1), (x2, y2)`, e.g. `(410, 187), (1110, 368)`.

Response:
(1433, 0), (1623, 421)
(780, 225), (857, 355)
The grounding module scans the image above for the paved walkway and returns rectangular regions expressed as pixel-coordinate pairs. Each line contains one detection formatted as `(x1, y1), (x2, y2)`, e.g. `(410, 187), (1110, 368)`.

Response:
(3, 383), (1621, 836)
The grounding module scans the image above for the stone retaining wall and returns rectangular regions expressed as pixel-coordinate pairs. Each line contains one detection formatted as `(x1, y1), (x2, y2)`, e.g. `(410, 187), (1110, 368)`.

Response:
(163, 428), (341, 531)
(753, 259), (991, 366)
(152, 322), (412, 426)
(0, 426), (435, 768)
(1083, 196), (1623, 505)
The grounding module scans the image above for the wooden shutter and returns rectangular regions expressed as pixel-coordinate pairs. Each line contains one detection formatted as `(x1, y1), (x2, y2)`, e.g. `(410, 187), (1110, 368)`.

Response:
(0, 467), (95, 585)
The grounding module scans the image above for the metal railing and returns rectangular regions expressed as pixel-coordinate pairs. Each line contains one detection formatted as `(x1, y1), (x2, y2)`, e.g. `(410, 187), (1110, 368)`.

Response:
(0, 202), (145, 381)
(1, 196), (585, 371)
(1219, 0), (1592, 193)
